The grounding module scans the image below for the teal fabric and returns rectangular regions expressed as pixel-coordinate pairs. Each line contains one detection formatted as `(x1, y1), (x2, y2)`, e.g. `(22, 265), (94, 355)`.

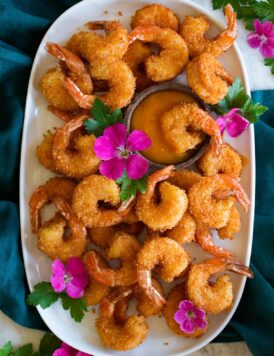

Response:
(0, 1), (273, 355)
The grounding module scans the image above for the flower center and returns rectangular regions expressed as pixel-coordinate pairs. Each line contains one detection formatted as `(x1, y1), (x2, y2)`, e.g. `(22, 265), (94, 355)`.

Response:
(259, 34), (267, 44)
(117, 146), (130, 158)
(64, 273), (73, 284)
(187, 311), (194, 319)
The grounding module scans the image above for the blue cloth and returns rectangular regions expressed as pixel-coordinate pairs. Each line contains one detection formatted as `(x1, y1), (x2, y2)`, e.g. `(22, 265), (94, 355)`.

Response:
(0, 1), (274, 355)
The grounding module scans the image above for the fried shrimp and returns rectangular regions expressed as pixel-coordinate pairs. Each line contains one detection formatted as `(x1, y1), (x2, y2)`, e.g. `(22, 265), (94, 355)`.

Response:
(88, 221), (144, 248)
(46, 42), (93, 94)
(65, 60), (135, 110)
(52, 113), (100, 178)
(85, 233), (141, 287)
(188, 174), (250, 229)
(37, 197), (87, 262)
(168, 169), (202, 191)
(163, 284), (208, 338)
(187, 53), (233, 105)
(129, 26), (189, 82)
(72, 175), (122, 227)
(29, 177), (76, 233)
(180, 4), (237, 58)
(137, 237), (190, 305)
(123, 41), (154, 91)
(198, 143), (243, 178)
(36, 131), (57, 173)
(96, 288), (149, 351)
(187, 258), (253, 314)
(218, 205), (241, 240)
(40, 67), (79, 111)
(131, 4), (180, 32)
(136, 166), (188, 231)
(160, 103), (222, 156)
(166, 213), (196, 244)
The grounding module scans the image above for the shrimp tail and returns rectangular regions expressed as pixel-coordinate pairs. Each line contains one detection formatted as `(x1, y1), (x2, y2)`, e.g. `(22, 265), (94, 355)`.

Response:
(226, 261), (254, 279)
(137, 270), (166, 306)
(65, 77), (94, 109)
(47, 105), (75, 122)
(85, 250), (115, 287)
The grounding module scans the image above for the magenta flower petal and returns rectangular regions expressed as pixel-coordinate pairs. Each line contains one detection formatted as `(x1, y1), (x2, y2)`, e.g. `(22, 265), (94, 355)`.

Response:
(99, 157), (125, 180)
(194, 317), (208, 330)
(247, 33), (261, 48)
(260, 41), (274, 58)
(76, 352), (92, 356)
(66, 281), (84, 299)
(174, 309), (187, 323)
(126, 130), (152, 151)
(261, 21), (274, 37)
(216, 116), (227, 134)
(253, 18), (264, 35)
(179, 300), (194, 312)
(52, 259), (65, 277)
(94, 136), (116, 160)
(66, 258), (89, 289)
(226, 113), (249, 137)
(125, 154), (148, 180)
(53, 349), (70, 356)
(103, 123), (127, 149)
(193, 307), (206, 319)
(51, 275), (66, 293)
(180, 318), (195, 334)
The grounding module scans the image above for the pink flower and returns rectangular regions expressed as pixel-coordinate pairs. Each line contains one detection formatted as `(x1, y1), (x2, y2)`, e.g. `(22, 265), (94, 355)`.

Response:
(94, 123), (152, 180)
(50, 258), (89, 299)
(53, 342), (91, 356)
(247, 19), (274, 58)
(216, 108), (249, 137)
(174, 300), (207, 334)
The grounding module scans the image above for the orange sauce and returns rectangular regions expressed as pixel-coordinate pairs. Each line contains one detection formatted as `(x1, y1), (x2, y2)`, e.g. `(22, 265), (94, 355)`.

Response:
(130, 90), (199, 164)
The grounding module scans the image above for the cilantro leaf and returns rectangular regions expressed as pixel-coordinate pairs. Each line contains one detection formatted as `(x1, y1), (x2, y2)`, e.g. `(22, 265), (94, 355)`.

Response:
(117, 171), (148, 201)
(84, 98), (124, 137)
(213, 77), (249, 114)
(0, 341), (13, 356)
(265, 58), (274, 75)
(253, 0), (274, 22)
(241, 98), (268, 123)
(13, 344), (33, 356)
(39, 333), (61, 356)
(26, 282), (59, 309)
(60, 294), (88, 322)
(212, 0), (242, 13)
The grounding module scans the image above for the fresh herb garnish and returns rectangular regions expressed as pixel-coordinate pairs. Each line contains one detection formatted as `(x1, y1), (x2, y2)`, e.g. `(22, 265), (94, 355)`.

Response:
(84, 98), (124, 136)
(116, 171), (148, 201)
(264, 58), (274, 74)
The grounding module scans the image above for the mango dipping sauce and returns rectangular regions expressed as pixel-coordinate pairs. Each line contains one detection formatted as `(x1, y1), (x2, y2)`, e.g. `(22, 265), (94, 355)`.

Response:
(130, 90), (201, 165)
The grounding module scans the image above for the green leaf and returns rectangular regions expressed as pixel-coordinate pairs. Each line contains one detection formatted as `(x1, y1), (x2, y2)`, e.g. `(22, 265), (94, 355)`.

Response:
(253, 0), (274, 22)
(213, 77), (249, 114)
(241, 98), (268, 123)
(117, 171), (148, 201)
(26, 282), (59, 309)
(60, 294), (88, 322)
(38, 333), (61, 356)
(264, 58), (274, 75)
(85, 98), (124, 137)
(14, 344), (33, 356)
(0, 341), (13, 356)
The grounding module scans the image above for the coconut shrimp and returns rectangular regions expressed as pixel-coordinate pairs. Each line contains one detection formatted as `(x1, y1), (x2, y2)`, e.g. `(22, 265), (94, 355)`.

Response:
(131, 4), (180, 32)
(163, 284), (208, 338)
(65, 60), (135, 110)
(85, 233), (141, 287)
(29, 177), (76, 233)
(187, 53), (233, 105)
(72, 175), (122, 227)
(198, 143), (243, 178)
(123, 41), (154, 91)
(88, 221), (144, 248)
(37, 197), (87, 262)
(187, 258), (253, 314)
(137, 237), (190, 305)
(168, 169), (202, 192)
(218, 205), (241, 240)
(136, 166), (188, 231)
(52, 113), (100, 179)
(180, 4), (237, 58)
(188, 174), (250, 229)
(36, 131), (57, 173)
(96, 287), (149, 351)
(46, 42), (92, 94)
(129, 26), (189, 82)
(161, 103), (222, 156)
(40, 67), (79, 111)
(166, 213), (196, 244)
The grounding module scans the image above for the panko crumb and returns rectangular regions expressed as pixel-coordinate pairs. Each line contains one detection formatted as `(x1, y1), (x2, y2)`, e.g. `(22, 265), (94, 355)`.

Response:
(118, 11), (123, 16)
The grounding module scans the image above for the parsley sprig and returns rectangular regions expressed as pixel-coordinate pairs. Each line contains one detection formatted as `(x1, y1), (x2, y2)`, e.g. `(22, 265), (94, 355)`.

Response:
(116, 171), (148, 201)
(26, 282), (87, 322)
(0, 333), (61, 356)
(213, 77), (268, 123)
(84, 98), (124, 136)
(264, 58), (274, 74)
